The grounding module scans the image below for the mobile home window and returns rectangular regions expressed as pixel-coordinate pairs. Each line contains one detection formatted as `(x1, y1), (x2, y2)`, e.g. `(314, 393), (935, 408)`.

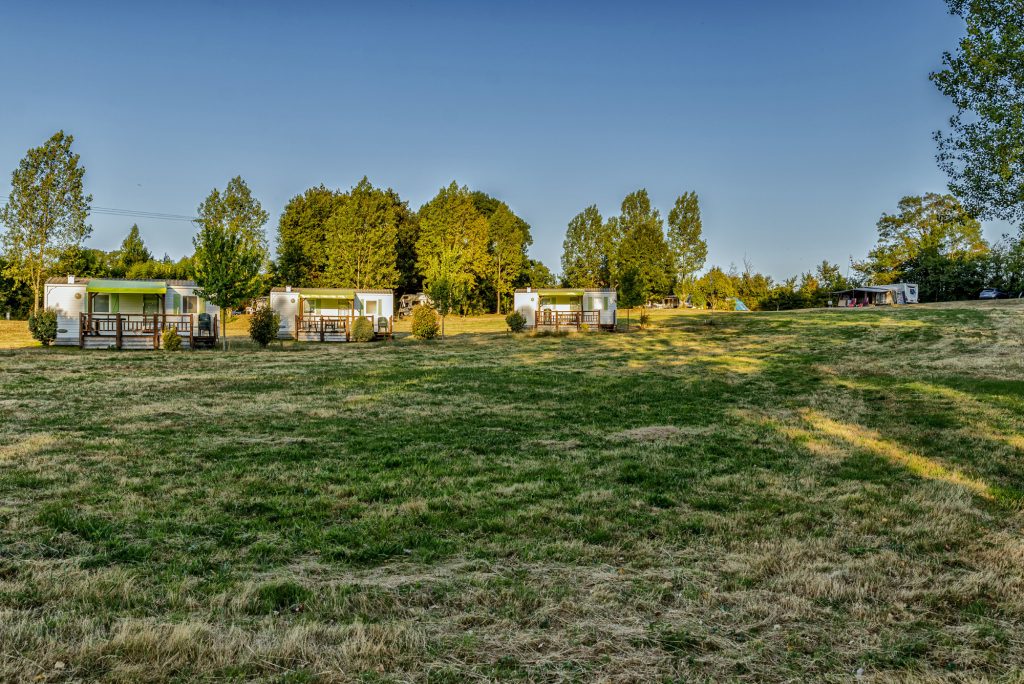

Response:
(182, 295), (198, 314)
(365, 300), (377, 316)
(93, 294), (110, 313)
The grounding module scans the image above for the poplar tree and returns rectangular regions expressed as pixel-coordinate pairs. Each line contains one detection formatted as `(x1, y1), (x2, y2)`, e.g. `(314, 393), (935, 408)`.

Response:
(488, 202), (528, 313)
(323, 177), (400, 289)
(614, 189), (672, 301)
(0, 131), (92, 312)
(561, 205), (611, 287)
(667, 192), (708, 292)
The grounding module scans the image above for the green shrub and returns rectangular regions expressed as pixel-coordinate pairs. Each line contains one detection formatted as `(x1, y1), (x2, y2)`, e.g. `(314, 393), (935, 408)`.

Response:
(162, 327), (182, 351)
(351, 316), (375, 342)
(411, 305), (439, 340)
(248, 306), (281, 348)
(639, 309), (651, 328)
(28, 308), (58, 346)
(505, 310), (527, 333)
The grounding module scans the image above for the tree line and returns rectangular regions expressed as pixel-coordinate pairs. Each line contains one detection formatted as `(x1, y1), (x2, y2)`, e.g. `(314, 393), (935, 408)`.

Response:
(3, 0), (1022, 326)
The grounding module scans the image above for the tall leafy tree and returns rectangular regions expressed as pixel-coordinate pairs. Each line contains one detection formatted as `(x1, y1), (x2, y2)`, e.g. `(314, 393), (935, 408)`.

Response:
(393, 190), (421, 295)
(856, 193), (988, 285)
(116, 224), (152, 274)
(931, 0), (1024, 224)
(323, 177), (400, 289)
(561, 205), (611, 287)
(416, 182), (491, 308)
(0, 131), (92, 312)
(614, 189), (672, 301)
(487, 202), (529, 313)
(275, 185), (345, 286)
(192, 177), (269, 349)
(666, 192), (708, 292)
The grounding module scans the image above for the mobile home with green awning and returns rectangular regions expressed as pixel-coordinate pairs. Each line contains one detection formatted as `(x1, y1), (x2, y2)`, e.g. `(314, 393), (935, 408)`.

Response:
(513, 287), (617, 331)
(269, 286), (394, 341)
(44, 276), (221, 349)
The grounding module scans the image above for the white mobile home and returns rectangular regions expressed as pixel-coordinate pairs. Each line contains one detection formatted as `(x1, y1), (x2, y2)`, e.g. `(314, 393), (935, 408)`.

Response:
(270, 287), (394, 341)
(513, 287), (617, 331)
(44, 276), (220, 349)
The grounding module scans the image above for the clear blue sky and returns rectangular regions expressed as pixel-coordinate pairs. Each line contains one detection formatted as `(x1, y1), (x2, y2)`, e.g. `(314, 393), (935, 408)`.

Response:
(0, 1), (1009, 279)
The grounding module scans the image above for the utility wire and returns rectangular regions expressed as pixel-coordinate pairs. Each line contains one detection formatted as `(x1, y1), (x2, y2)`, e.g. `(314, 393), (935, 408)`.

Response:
(0, 195), (197, 222)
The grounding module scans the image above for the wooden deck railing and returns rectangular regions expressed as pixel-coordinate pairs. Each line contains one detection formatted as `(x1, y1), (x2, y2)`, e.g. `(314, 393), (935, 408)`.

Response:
(79, 313), (218, 349)
(535, 310), (601, 330)
(295, 315), (394, 342)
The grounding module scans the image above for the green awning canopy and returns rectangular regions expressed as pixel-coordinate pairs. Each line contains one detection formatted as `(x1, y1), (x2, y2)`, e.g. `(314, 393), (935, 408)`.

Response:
(87, 279), (167, 294)
(537, 289), (584, 297)
(299, 288), (355, 299)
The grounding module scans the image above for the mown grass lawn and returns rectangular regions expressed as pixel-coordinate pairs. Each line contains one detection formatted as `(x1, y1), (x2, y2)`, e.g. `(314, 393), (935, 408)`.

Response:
(1, 302), (1023, 682)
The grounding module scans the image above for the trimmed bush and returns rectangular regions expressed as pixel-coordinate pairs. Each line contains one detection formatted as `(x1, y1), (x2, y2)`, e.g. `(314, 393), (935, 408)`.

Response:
(162, 327), (182, 351)
(505, 311), (527, 333)
(248, 306), (281, 348)
(639, 309), (651, 329)
(28, 308), (58, 346)
(411, 305), (439, 340)
(351, 316), (375, 342)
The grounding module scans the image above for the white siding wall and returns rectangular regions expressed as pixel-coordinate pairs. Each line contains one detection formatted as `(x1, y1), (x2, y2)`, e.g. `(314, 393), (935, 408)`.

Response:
(513, 291), (539, 328)
(270, 290), (300, 338)
(45, 283), (87, 345)
(585, 292), (617, 326)
(355, 293), (394, 331)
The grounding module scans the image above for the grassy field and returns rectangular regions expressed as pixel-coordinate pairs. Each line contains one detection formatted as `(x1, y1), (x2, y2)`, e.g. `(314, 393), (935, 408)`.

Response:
(1, 302), (1023, 682)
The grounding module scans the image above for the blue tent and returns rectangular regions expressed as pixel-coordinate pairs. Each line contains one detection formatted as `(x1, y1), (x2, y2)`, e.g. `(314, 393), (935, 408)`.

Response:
(734, 299), (750, 311)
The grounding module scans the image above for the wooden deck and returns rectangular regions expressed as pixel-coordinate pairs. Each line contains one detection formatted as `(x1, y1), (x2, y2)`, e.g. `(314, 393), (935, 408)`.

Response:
(79, 313), (219, 350)
(534, 310), (613, 331)
(295, 315), (393, 342)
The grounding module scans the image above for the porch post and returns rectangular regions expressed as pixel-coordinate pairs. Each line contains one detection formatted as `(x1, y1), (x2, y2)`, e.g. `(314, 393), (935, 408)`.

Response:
(116, 313), (122, 349)
(189, 314), (194, 350)
(79, 313), (84, 348)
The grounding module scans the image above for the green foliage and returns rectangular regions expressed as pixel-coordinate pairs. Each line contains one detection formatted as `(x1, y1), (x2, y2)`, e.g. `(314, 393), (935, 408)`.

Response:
(275, 185), (345, 287)
(27, 308), (57, 345)
(192, 177), (269, 349)
(691, 267), (737, 310)
(667, 191), (708, 291)
(416, 182), (491, 315)
(115, 224), (152, 274)
(617, 267), (645, 309)
(614, 189), (672, 301)
(561, 205), (612, 288)
(0, 255), (31, 318)
(638, 309), (651, 329)
(322, 177), (402, 289)
(505, 310), (527, 332)
(931, 0), (1024, 223)
(486, 202), (530, 313)
(248, 306), (281, 348)
(351, 316), (375, 342)
(856, 194), (988, 300)
(0, 131), (92, 312)
(410, 304), (439, 339)
(161, 326), (182, 351)
(519, 259), (556, 289)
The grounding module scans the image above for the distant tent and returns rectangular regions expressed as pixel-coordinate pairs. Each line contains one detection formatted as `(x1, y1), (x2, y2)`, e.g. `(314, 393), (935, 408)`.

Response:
(734, 299), (750, 311)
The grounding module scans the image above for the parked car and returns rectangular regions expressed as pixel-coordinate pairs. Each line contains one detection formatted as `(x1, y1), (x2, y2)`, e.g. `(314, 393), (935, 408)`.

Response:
(979, 288), (1010, 299)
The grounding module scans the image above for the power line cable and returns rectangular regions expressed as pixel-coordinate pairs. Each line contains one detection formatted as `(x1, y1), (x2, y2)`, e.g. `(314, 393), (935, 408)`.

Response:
(0, 196), (197, 222)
